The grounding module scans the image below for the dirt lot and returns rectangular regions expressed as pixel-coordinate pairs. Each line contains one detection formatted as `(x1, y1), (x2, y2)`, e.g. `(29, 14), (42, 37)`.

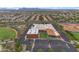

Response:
(60, 24), (79, 32)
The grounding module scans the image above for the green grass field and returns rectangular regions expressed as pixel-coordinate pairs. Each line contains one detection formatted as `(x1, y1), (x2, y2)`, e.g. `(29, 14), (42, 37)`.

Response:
(66, 31), (79, 41)
(71, 32), (79, 40)
(0, 27), (16, 40)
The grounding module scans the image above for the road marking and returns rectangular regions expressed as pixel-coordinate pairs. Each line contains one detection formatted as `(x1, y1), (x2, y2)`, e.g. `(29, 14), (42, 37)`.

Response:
(31, 39), (35, 51)
(66, 43), (70, 49)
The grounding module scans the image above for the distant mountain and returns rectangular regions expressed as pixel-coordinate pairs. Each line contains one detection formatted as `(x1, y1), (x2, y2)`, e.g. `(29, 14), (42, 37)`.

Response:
(17, 8), (52, 11)
(17, 7), (79, 11)
(46, 7), (79, 9)
(0, 7), (79, 12)
(0, 8), (17, 12)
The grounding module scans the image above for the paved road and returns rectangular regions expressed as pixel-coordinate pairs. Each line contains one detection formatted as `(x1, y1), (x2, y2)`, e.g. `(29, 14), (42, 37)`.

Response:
(50, 40), (76, 52)
(32, 39), (76, 52)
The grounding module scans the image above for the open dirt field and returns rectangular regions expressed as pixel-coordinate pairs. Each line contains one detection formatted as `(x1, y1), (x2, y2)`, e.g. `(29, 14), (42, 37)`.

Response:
(60, 24), (79, 32)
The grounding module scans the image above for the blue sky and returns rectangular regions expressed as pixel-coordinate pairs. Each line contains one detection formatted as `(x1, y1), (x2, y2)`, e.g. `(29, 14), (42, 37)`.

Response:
(0, 0), (79, 8)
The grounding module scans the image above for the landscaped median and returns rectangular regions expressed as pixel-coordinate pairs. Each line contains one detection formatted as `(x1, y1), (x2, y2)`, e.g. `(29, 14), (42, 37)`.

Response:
(71, 32), (79, 40)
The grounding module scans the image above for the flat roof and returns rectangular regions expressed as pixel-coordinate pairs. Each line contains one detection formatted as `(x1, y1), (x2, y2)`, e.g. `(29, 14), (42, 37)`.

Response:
(27, 28), (38, 34)
(27, 24), (60, 36)
(47, 29), (55, 36)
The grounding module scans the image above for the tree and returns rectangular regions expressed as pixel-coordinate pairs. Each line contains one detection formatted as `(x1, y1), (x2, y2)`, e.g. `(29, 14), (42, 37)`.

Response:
(15, 39), (22, 52)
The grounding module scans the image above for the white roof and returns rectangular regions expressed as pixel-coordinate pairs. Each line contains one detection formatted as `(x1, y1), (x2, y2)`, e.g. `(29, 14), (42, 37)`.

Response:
(27, 24), (60, 36)
(27, 28), (38, 34)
